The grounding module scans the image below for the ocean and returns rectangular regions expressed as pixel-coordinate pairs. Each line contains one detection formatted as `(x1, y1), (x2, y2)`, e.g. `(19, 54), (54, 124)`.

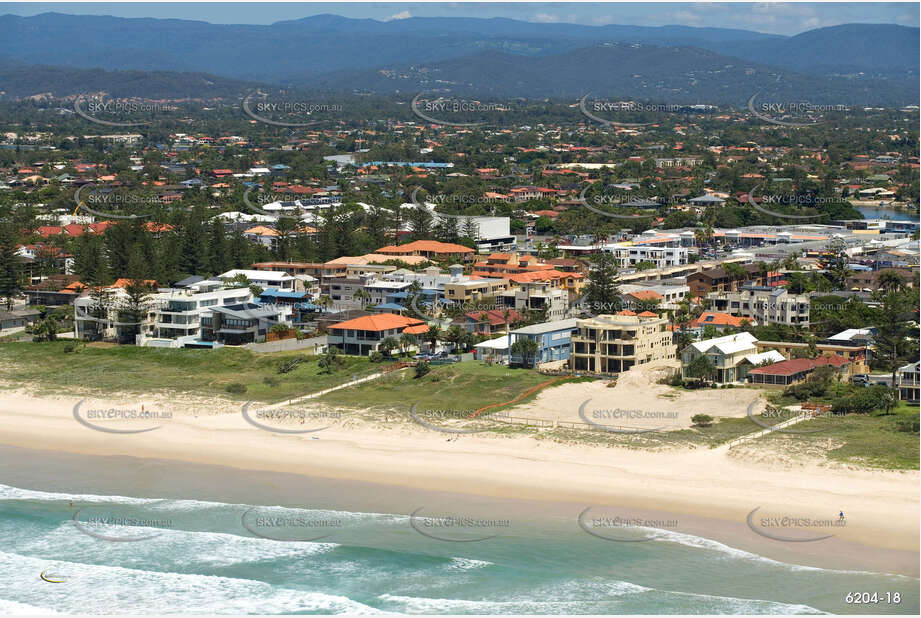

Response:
(1, 482), (917, 615)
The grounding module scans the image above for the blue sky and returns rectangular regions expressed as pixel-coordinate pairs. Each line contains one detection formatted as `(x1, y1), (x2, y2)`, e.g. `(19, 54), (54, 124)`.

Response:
(1, 2), (917, 34)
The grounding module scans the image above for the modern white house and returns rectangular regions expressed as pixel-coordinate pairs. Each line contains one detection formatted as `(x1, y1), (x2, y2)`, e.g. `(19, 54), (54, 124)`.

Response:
(218, 269), (299, 291)
(74, 279), (256, 346)
(150, 280), (253, 341)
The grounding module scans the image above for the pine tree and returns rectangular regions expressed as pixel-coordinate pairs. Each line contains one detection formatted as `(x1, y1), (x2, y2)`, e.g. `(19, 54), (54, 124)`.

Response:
(0, 220), (22, 310)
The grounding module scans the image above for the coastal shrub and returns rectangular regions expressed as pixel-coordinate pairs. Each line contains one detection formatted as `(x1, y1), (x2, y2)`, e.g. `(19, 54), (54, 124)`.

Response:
(369, 351), (384, 363)
(414, 361), (430, 379)
(225, 382), (247, 394)
(691, 414), (714, 427)
(263, 376), (279, 387)
(831, 385), (891, 414)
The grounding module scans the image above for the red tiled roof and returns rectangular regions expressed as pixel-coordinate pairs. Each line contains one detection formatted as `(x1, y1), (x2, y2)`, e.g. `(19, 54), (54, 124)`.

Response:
(748, 355), (850, 377)
(464, 309), (523, 326)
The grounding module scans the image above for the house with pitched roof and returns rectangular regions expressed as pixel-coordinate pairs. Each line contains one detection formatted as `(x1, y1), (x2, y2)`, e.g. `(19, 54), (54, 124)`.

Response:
(680, 332), (759, 384)
(327, 313), (427, 355)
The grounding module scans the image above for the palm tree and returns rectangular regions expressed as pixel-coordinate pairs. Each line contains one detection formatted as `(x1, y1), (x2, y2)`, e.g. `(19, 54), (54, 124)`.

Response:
(399, 333), (416, 357)
(877, 270), (905, 293)
(724, 262), (748, 291)
(379, 336), (399, 357)
(510, 338), (539, 368)
(424, 325), (440, 352)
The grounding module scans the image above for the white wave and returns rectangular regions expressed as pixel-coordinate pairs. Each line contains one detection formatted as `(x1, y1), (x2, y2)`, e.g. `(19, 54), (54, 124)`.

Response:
(380, 577), (824, 615)
(0, 550), (390, 614)
(0, 599), (61, 615)
(636, 526), (908, 578)
(0, 483), (407, 523)
(17, 523), (337, 568)
(447, 557), (494, 570)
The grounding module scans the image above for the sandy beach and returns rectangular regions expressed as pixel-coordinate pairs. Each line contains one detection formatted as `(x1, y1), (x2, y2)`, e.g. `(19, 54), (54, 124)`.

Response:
(0, 386), (917, 577)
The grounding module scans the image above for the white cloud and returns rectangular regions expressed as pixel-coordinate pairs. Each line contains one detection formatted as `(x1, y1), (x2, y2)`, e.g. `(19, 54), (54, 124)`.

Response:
(384, 11), (411, 21)
(532, 13), (561, 23)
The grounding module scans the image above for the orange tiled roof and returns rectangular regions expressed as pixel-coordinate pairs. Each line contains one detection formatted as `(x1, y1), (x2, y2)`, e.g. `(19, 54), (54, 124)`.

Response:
(691, 312), (750, 328)
(329, 314), (425, 332)
(376, 240), (474, 255)
(111, 278), (157, 289)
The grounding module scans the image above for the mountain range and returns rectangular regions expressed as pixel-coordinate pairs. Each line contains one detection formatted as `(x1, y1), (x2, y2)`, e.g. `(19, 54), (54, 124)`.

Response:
(0, 13), (916, 105)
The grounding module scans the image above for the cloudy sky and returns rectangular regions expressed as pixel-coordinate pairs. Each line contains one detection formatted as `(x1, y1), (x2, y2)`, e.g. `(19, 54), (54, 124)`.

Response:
(1, 2), (917, 34)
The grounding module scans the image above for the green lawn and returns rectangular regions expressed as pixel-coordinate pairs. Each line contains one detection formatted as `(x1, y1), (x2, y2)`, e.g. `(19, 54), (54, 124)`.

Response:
(317, 362), (560, 414)
(756, 406), (920, 470)
(0, 341), (379, 403)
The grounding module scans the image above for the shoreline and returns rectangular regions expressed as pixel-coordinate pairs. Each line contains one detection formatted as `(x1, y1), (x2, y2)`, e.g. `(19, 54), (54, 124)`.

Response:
(1, 390), (918, 577)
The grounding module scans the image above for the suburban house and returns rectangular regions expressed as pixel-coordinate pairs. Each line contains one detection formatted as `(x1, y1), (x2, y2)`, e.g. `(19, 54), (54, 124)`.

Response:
(200, 303), (291, 345)
(754, 341), (871, 374)
(747, 354), (852, 386)
(509, 318), (580, 366)
(376, 240), (474, 262)
(689, 311), (753, 333)
(459, 309), (525, 336)
(706, 286), (810, 326)
(570, 311), (676, 374)
(0, 308), (41, 331)
(680, 332), (759, 384)
(897, 361), (920, 404)
(327, 313), (428, 355)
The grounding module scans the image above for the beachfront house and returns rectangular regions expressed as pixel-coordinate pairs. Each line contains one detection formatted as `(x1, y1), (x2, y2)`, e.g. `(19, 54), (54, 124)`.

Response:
(326, 313), (428, 356)
(680, 332), (758, 384)
(897, 361), (920, 404)
(747, 355), (852, 386)
(508, 318), (580, 367)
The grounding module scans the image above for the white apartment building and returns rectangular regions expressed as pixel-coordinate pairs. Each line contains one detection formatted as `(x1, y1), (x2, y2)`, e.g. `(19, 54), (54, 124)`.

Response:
(74, 280), (253, 344)
(706, 286), (810, 327)
(499, 282), (568, 321)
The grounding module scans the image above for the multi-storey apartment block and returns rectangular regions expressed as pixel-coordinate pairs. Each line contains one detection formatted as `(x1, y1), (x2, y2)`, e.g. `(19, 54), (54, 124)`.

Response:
(570, 311), (676, 374)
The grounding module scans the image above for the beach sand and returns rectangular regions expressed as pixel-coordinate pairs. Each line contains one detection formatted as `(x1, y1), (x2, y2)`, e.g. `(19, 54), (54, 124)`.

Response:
(0, 387), (917, 577)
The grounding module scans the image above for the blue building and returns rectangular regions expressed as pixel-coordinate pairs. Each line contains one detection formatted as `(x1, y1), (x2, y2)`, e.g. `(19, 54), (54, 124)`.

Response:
(508, 318), (580, 367)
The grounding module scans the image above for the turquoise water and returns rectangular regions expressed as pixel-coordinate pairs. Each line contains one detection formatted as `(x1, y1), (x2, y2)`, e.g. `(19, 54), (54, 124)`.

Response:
(1, 484), (917, 615)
